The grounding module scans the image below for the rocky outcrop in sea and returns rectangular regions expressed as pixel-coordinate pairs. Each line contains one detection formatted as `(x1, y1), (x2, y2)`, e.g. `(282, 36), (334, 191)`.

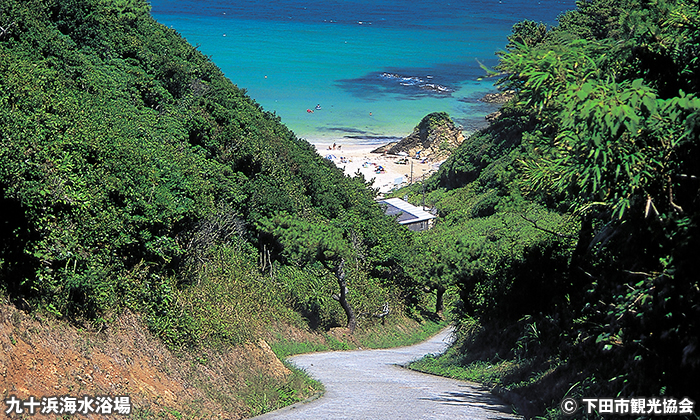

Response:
(479, 90), (515, 104)
(371, 112), (464, 162)
(479, 90), (515, 123)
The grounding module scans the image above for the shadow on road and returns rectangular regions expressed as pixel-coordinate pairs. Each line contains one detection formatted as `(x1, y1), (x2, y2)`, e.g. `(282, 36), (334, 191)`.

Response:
(420, 384), (518, 418)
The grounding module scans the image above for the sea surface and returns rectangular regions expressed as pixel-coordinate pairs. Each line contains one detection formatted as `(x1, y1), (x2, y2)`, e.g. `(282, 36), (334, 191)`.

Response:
(149, 0), (575, 144)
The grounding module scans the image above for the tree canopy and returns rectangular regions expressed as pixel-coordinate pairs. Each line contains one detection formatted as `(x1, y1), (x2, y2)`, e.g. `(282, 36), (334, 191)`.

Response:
(0, 0), (414, 346)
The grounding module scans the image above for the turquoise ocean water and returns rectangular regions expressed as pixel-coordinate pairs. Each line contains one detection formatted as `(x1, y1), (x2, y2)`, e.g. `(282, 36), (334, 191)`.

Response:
(150, 0), (575, 144)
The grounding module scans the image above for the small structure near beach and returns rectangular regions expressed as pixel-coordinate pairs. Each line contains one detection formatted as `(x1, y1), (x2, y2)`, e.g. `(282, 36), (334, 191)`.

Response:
(378, 198), (435, 231)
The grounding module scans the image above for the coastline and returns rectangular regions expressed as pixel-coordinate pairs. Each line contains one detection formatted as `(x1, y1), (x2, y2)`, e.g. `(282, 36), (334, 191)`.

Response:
(311, 142), (441, 194)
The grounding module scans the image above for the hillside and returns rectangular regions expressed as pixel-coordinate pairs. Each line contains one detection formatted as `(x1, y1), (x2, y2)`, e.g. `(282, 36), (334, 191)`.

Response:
(0, 0), (418, 334)
(0, 0), (439, 417)
(398, 0), (700, 417)
(4, 0), (699, 418)
(0, 302), (301, 418)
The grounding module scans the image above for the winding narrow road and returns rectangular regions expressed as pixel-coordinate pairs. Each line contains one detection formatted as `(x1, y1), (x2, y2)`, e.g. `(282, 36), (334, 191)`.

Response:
(253, 327), (521, 419)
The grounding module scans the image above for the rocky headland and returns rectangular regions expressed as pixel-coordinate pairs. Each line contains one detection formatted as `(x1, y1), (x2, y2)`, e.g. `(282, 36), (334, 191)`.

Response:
(371, 112), (465, 162)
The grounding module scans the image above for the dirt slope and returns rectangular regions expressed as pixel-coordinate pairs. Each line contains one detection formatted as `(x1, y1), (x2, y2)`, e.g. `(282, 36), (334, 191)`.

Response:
(0, 302), (300, 419)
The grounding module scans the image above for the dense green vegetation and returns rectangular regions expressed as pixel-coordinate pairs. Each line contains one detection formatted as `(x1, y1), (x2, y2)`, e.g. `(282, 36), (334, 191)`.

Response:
(402, 0), (700, 417)
(0, 0), (418, 354)
(3, 0), (699, 418)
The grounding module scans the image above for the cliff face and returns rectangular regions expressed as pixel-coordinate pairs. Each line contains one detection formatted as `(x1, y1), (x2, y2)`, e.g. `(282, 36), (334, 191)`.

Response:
(372, 112), (464, 162)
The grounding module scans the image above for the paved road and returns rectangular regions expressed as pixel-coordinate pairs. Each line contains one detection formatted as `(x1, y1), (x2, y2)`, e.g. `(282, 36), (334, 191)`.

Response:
(253, 327), (521, 420)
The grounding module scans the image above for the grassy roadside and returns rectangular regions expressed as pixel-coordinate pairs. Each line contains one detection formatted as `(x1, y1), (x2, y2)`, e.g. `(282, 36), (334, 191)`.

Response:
(239, 364), (324, 418)
(354, 315), (448, 349)
(270, 314), (448, 359)
(409, 345), (556, 419)
(407, 317), (579, 420)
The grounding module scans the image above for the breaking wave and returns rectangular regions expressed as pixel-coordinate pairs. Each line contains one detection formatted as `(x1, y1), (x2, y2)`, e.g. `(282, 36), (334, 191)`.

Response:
(379, 72), (452, 94)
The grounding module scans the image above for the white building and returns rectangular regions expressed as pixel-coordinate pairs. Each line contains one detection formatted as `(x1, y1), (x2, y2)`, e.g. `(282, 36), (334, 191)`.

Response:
(378, 198), (436, 231)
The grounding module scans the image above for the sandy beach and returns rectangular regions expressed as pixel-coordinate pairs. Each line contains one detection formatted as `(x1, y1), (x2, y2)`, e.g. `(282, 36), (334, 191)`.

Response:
(312, 142), (442, 194)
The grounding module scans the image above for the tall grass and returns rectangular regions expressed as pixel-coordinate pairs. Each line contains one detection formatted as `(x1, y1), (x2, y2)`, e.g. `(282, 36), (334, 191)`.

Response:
(242, 367), (323, 417)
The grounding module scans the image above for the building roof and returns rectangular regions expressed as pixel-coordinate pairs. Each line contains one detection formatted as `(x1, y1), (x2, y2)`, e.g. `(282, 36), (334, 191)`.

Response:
(378, 198), (436, 225)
